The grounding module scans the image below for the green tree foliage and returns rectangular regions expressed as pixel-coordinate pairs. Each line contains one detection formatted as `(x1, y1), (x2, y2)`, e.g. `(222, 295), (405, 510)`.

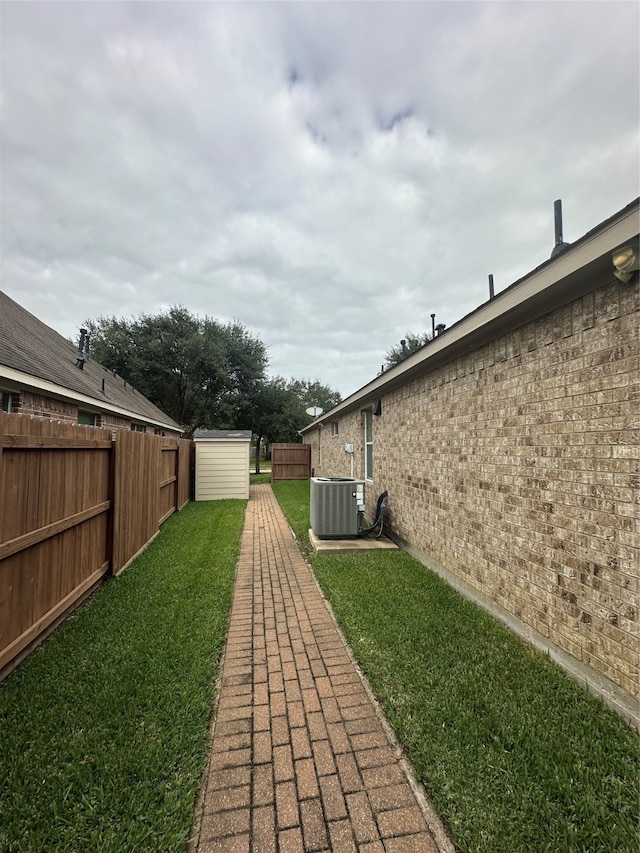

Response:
(248, 378), (296, 473)
(86, 307), (267, 433)
(246, 378), (342, 473)
(287, 378), (342, 417)
(384, 331), (432, 368)
(86, 308), (342, 443)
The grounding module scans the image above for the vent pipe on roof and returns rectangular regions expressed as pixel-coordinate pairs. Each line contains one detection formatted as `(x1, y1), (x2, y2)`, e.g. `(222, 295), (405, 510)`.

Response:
(400, 339), (408, 356)
(488, 274), (495, 300)
(75, 327), (89, 370)
(431, 313), (436, 338)
(550, 199), (571, 258)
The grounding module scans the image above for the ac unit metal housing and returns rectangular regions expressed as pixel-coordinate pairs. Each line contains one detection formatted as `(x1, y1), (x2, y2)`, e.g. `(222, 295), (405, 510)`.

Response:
(310, 477), (365, 539)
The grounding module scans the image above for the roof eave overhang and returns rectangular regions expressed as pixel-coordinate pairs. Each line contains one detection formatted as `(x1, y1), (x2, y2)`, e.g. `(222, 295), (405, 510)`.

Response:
(0, 365), (182, 432)
(301, 199), (639, 432)
(193, 436), (252, 442)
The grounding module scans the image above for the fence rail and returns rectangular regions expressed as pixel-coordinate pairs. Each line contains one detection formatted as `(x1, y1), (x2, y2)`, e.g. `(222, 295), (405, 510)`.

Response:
(0, 413), (192, 678)
(271, 443), (311, 481)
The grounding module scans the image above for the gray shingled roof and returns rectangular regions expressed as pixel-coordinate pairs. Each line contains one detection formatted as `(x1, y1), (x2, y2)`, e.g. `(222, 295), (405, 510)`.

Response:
(193, 429), (252, 440)
(0, 290), (182, 432)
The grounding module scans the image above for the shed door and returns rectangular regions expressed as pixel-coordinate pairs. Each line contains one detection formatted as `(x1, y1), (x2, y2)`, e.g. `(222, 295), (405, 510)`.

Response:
(195, 441), (249, 500)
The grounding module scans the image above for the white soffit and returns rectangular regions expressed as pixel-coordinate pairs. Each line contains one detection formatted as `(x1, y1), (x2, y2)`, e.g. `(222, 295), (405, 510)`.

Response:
(0, 364), (177, 430)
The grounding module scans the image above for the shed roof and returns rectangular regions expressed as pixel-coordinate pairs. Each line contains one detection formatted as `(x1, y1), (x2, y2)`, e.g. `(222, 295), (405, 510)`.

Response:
(193, 429), (252, 440)
(0, 290), (183, 432)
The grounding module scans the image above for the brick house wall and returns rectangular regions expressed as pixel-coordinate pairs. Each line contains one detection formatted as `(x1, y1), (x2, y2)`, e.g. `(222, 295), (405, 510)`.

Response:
(100, 411), (143, 431)
(15, 390), (79, 422)
(4, 389), (185, 437)
(11, 390), (147, 431)
(306, 278), (639, 716)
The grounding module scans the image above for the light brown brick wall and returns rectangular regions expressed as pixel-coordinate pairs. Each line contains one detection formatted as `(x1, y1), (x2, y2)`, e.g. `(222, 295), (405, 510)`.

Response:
(312, 412), (366, 480)
(306, 279), (639, 705)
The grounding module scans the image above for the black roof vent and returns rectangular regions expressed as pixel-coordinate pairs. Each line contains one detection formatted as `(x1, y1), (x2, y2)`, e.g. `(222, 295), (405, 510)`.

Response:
(550, 199), (571, 258)
(75, 328), (90, 370)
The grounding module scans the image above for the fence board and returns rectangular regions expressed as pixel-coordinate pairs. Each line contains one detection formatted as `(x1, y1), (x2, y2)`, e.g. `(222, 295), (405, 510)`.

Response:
(0, 501), (111, 560)
(0, 414), (113, 678)
(271, 443), (311, 481)
(0, 563), (107, 672)
(0, 413), (194, 677)
(177, 440), (192, 509)
(112, 430), (160, 575)
(159, 442), (178, 525)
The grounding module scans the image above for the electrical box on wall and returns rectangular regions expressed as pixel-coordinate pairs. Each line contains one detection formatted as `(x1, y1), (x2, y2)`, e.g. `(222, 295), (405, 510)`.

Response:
(344, 443), (354, 453)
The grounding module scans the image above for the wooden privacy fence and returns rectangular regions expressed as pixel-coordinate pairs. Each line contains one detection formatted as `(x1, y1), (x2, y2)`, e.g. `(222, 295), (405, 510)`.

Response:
(271, 443), (311, 481)
(0, 413), (192, 679)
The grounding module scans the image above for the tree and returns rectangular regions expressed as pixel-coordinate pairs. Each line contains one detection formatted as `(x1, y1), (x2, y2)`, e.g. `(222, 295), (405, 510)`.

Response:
(85, 307), (342, 452)
(86, 307), (268, 433)
(246, 378), (297, 473)
(246, 378), (342, 473)
(287, 379), (342, 417)
(384, 332), (432, 368)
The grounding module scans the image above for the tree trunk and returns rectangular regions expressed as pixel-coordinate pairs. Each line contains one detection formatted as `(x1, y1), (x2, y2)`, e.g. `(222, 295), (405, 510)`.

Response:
(255, 435), (262, 474)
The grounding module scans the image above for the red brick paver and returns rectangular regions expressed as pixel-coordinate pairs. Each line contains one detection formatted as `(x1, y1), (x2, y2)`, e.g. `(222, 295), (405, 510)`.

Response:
(192, 485), (447, 852)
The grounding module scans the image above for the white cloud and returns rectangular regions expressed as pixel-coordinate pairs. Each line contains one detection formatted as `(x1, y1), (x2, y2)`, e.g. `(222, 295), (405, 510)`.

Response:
(1, 1), (638, 398)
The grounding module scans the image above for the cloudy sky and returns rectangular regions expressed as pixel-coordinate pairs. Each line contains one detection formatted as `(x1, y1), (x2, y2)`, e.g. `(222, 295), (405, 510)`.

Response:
(1, 1), (638, 398)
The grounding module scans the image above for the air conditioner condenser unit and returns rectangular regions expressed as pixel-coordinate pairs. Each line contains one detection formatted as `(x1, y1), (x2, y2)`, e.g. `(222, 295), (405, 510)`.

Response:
(310, 477), (365, 539)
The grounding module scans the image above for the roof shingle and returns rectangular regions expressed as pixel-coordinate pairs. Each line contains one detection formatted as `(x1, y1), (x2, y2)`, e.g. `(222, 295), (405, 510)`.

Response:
(0, 290), (182, 431)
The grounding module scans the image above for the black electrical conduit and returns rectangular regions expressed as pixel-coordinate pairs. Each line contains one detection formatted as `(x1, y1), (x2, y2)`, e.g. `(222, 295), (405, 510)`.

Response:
(358, 490), (388, 538)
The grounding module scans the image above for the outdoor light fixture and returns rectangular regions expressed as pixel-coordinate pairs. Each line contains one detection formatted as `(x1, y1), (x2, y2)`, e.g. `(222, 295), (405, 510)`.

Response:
(612, 244), (639, 283)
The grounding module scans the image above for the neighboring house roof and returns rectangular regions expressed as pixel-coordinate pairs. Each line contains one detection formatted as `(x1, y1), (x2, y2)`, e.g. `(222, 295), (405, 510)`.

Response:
(0, 290), (183, 433)
(301, 197), (640, 432)
(193, 429), (252, 440)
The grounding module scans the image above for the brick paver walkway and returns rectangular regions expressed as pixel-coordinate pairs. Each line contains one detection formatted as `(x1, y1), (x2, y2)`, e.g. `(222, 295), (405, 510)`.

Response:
(191, 485), (449, 852)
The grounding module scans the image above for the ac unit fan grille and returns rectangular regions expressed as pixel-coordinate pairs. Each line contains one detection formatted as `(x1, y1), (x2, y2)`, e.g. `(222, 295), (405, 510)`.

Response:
(310, 477), (364, 539)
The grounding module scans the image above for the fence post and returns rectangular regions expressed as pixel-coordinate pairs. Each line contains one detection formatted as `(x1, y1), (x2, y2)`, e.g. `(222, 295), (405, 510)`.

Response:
(107, 431), (116, 575)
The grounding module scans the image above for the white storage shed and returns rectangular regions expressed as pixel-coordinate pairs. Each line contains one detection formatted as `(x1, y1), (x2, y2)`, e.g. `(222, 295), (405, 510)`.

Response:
(193, 429), (252, 500)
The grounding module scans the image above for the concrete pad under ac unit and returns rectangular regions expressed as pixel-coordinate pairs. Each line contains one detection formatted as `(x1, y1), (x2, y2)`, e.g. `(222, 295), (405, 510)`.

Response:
(308, 529), (399, 554)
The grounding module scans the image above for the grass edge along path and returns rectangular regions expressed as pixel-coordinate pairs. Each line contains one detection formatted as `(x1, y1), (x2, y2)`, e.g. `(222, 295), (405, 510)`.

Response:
(0, 499), (245, 853)
(272, 479), (640, 853)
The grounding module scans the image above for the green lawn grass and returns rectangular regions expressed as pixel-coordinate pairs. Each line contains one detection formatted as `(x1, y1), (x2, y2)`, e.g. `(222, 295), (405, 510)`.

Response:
(250, 471), (272, 485)
(272, 480), (640, 853)
(0, 500), (245, 853)
(270, 479), (311, 543)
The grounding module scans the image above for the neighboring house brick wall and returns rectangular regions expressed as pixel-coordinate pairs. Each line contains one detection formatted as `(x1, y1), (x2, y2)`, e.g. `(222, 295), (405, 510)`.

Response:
(306, 279), (639, 708)
(17, 390), (79, 422)
(10, 390), (176, 434)
(100, 412), (139, 431)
